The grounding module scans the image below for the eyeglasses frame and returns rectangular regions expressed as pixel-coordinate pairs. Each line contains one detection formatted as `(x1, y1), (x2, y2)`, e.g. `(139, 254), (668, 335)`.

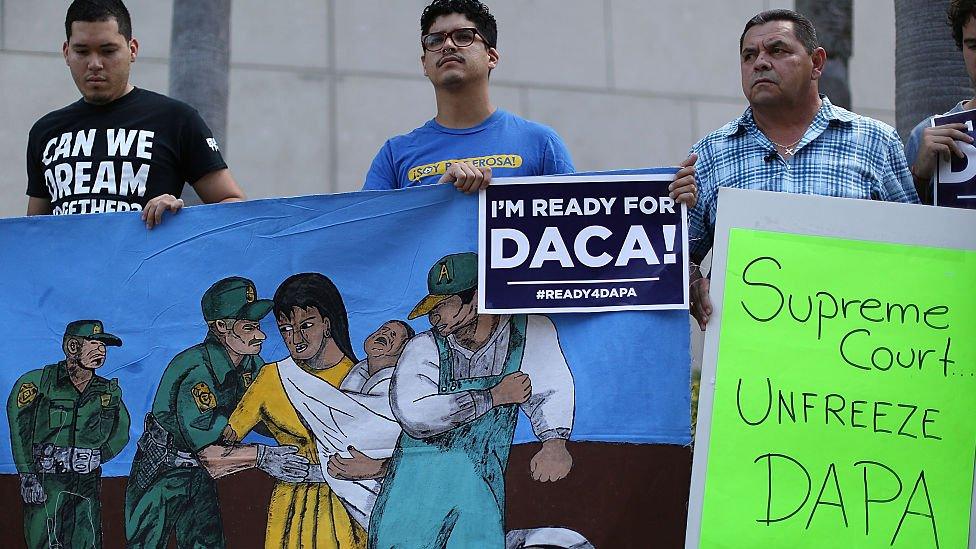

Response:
(420, 27), (490, 52)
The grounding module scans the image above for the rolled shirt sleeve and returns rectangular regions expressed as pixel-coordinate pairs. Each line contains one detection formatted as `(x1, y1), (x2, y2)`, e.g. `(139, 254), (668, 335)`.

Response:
(390, 333), (493, 439)
(879, 128), (920, 204)
(519, 315), (574, 441)
(688, 143), (716, 263)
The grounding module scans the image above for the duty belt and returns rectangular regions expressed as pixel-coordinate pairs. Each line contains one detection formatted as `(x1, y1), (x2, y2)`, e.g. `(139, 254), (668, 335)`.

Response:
(132, 413), (201, 491)
(32, 443), (101, 474)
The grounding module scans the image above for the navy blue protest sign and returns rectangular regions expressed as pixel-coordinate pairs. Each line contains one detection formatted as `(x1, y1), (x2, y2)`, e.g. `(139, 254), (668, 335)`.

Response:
(933, 109), (976, 209)
(478, 173), (689, 313)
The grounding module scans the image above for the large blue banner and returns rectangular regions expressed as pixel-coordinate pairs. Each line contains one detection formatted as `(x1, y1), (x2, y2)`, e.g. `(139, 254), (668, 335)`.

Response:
(0, 183), (690, 548)
(1, 183), (690, 479)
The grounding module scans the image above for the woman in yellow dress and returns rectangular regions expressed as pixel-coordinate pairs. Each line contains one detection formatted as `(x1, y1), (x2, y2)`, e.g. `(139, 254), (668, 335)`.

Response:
(224, 273), (366, 549)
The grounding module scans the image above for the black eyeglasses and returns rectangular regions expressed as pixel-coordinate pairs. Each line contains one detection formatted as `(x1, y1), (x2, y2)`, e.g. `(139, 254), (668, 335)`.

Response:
(421, 27), (486, 52)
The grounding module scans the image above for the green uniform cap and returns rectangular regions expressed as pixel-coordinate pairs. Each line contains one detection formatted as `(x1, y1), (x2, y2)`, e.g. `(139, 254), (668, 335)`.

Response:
(408, 252), (478, 320)
(201, 277), (273, 322)
(64, 320), (122, 346)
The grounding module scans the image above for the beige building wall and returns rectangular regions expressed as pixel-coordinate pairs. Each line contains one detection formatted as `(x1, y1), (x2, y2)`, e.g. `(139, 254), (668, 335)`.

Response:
(1, 0), (897, 219)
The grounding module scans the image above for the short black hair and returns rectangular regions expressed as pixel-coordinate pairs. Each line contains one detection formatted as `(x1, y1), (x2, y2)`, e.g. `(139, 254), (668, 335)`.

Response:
(388, 320), (417, 340)
(274, 273), (359, 363)
(740, 9), (819, 54)
(66, 0), (133, 42)
(949, 0), (976, 50)
(421, 0), (497, 49)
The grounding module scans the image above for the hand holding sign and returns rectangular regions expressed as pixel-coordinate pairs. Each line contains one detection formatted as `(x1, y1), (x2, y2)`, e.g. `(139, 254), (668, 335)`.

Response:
(670, 153), (698, 208)
(912, 123), (971, 182)
(440, 160), (492, 194)
(141, 193), (184, 229)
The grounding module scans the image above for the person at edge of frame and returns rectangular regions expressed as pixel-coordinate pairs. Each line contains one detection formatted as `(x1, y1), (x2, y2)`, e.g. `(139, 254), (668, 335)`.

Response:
(904, 0), (976, 203)
(26, 0), (246, 229)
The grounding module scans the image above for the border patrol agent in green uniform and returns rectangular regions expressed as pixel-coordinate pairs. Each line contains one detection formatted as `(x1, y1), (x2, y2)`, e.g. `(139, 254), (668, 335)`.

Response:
(6, 320), (130, 549)
(124, 276), (275, 548)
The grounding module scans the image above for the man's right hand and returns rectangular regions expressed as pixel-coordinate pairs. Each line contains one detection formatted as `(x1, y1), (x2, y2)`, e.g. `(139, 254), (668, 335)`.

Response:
(141, 194), (185, 230)
(439, 161), (492, 194)
(19, 473), (47, 505)
(690, 277), (712, 330)
(256, 444), (311, 483)
(912, 123), (972, 181)
(490, 372), (531, 406)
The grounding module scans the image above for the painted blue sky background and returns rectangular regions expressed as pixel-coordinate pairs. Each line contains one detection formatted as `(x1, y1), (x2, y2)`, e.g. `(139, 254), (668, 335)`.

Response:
(0, 183), (690, 476)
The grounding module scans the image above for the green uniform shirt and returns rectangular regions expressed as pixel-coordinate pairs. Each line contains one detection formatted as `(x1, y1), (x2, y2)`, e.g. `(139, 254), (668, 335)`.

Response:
(6, 361), (130, 474)
(151, 334), (264, 452)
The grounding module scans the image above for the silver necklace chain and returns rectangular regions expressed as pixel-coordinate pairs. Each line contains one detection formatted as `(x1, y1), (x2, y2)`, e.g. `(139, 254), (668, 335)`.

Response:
(768, 136), (803, 156)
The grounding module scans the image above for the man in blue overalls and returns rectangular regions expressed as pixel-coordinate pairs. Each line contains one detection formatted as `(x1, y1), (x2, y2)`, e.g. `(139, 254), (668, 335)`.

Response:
(369, 252), (575, 548)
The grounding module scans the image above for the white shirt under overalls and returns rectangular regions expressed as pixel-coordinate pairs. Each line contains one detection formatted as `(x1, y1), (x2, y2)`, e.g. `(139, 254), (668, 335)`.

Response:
(390, 314), (574, 441)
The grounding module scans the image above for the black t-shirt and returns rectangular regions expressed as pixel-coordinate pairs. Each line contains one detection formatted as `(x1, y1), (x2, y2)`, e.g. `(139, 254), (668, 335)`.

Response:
(26, 87), (227, 215)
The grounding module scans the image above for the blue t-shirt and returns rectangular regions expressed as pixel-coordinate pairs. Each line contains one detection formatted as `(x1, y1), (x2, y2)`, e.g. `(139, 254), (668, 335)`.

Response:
(362, 109), (574, 190)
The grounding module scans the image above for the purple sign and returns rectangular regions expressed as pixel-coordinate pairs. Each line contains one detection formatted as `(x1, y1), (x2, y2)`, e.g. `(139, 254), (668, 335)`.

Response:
(933, 109), (976, 209)
(478, 173), (689, 313)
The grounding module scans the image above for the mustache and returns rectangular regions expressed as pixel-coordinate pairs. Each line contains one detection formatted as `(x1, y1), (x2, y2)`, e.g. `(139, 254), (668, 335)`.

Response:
(751, 72), (779, 86)
(438, 54), (464, 67)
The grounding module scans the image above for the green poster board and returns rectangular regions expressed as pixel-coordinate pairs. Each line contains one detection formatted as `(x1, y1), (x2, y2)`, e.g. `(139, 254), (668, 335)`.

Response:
(697, 228), (975, 548)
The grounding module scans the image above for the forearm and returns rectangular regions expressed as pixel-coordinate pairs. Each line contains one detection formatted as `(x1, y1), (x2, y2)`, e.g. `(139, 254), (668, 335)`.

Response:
(520, 319), (575, 441)
(394, 388), (492, 438)
(197, 443), (259, 479)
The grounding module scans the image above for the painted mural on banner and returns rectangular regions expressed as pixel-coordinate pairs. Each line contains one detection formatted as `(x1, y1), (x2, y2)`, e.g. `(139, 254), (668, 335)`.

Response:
(933, 109), (976, 209)
(1, 183), (690, 548)
(478, 172), (689, 314)
(687, 189), (976, 549)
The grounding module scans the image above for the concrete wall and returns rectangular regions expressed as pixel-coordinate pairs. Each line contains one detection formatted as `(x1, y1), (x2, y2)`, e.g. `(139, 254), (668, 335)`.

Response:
(0, 0), (897, 218)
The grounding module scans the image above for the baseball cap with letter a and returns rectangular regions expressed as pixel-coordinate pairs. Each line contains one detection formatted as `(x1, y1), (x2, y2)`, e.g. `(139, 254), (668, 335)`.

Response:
(408, 252), (478, 319)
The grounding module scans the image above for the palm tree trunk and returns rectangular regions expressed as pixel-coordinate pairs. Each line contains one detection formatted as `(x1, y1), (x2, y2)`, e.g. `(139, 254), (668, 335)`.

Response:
(895, 0), (971, 140)
(168, 0), (231, 204)
(796, 1), (852, 110)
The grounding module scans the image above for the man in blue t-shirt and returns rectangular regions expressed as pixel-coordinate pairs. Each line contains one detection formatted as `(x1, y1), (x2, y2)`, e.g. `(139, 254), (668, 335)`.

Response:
(362, 0), (698, 203)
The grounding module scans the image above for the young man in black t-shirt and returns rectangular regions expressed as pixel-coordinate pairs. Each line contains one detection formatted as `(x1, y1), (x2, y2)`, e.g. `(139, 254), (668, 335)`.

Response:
(26, 0), (246, 229)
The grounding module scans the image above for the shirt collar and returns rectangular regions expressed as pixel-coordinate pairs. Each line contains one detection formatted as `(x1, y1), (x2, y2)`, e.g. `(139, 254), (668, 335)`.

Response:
(54, 361), (73, 386)
(203, 333), (237, 381)
(724, 95), (854, 138)
(53, 360), (105, 392)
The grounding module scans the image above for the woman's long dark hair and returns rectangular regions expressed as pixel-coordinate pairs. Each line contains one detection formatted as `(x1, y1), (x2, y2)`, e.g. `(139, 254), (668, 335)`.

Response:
(273, 273), (359, 363)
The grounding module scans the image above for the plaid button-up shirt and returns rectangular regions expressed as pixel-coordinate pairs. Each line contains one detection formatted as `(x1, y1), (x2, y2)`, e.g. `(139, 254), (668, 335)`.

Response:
(689, 96), (919, 260)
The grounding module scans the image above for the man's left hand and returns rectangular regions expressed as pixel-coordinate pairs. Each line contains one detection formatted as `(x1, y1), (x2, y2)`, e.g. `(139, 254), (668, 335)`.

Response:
(141, 194), (184, 229)
(439, 161), (492, 194)
(529, 438), (572, 482)
(327, 445), (388, 481)
(670, 153), (698, 208)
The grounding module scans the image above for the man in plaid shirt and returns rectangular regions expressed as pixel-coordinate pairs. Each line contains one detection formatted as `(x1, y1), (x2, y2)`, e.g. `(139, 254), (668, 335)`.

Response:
(688, 9), (919, 328)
